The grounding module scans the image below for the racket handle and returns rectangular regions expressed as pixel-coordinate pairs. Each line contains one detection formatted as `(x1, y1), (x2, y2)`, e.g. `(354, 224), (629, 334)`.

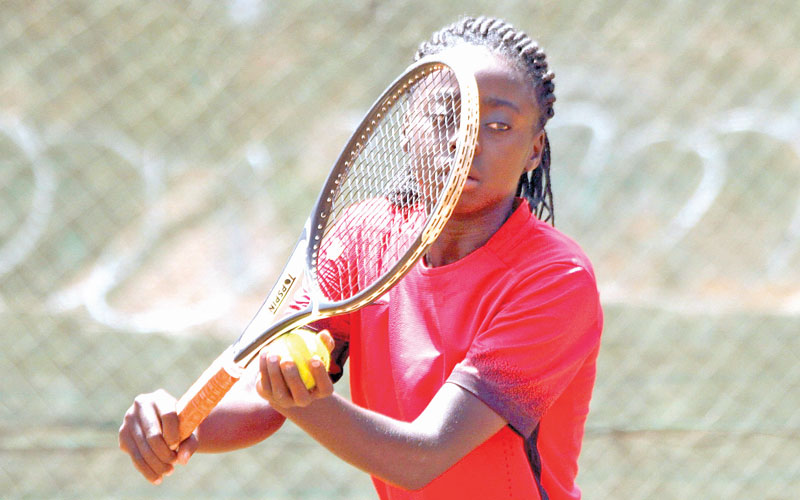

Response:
(176, 348), (243, 442)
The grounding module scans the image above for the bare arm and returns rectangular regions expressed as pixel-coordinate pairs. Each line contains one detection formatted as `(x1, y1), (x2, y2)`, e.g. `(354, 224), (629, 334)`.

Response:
(259, 352), (507, 490)
(194, 367), (286, 453)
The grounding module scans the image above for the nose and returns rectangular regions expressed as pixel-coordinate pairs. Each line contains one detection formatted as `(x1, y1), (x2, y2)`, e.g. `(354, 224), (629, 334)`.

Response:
(448, 128), (479, 155)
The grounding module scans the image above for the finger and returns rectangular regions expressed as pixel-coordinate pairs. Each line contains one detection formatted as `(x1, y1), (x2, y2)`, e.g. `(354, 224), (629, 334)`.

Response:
(130, 416), (175, 483)
(266, 354), (292, 406)
(118, 411), (134, 453)
(176, 433), (200, 466)
(135, 397), (178, 465)
(318, 329), (335, 354)
(280, 359), (313, 407)
(256, 351), (274, 400)
(309, 355), (334, 398)
(152, 389), (180, 451)
(119, 425), (164, 483)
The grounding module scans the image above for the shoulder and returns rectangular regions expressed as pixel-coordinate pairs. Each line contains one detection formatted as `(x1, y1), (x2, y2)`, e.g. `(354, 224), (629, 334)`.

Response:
(486, 203), (597, 284)
(474, 206), (601, 328)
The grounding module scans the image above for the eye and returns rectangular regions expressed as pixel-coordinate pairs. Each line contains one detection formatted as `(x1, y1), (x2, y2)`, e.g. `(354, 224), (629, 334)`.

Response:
(487, 122), (510, 131)
(430, 113), (448, 125)
(430, 111), (455, 125)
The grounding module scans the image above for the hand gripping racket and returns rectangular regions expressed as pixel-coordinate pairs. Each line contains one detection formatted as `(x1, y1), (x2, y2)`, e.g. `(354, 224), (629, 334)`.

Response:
(175, 55), (480, 441)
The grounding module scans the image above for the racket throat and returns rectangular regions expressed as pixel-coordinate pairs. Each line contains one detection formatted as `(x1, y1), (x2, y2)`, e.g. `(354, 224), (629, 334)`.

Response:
(231, 232), (316, 365)
(231, 308), (316, 365)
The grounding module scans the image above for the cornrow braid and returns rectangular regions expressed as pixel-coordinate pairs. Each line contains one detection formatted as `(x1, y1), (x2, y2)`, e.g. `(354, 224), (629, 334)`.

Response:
(415, 16), (556, 224)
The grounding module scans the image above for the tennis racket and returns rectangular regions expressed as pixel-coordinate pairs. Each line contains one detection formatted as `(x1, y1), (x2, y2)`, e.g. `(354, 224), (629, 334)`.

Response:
(175, 54), (480, 441)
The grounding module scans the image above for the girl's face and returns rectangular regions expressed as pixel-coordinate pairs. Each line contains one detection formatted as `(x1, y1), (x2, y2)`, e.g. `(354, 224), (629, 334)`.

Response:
(448, 46), (545, 217)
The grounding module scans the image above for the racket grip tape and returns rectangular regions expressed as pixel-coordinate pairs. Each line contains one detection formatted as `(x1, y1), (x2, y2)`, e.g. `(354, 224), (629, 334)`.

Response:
(176, 349), (243, 442)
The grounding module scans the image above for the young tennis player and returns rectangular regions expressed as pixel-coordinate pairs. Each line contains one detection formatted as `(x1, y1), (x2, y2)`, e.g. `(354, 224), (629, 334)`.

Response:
(119, 16), (602, 500)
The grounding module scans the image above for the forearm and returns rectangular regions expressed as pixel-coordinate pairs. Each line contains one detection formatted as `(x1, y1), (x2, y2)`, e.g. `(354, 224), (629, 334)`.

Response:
(196, 374), (286, 453)
(283, 382), (507, 491)
(282, 394), (441, 490)
(257, 345), (506, 490)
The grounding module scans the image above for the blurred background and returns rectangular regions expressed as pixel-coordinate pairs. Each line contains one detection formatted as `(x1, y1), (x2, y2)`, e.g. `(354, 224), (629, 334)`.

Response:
(1, 0), (798, 498)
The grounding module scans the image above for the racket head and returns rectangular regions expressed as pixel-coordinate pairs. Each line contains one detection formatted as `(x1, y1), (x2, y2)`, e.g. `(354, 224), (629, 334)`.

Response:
(177, 56), (479, 437)
(306, 56), (480, 315)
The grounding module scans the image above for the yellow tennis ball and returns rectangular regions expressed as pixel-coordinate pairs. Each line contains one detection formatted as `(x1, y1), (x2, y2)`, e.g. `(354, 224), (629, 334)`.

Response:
(269, 328), (330, 390)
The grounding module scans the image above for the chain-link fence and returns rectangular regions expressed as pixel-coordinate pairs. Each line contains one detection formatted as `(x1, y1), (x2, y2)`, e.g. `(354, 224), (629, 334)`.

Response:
(2, 1), (798, 498)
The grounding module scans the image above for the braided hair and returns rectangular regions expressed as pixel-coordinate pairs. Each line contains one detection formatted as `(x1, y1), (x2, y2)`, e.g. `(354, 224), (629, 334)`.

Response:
(415, 16), (556, 224)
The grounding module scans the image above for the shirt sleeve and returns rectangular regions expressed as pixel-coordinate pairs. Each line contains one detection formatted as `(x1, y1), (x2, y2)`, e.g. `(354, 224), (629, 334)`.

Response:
(447, 263), (602, 438)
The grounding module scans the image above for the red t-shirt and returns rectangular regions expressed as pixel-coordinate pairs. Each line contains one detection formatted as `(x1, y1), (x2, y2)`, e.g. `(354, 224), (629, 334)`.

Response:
(317, 199), (602, 500)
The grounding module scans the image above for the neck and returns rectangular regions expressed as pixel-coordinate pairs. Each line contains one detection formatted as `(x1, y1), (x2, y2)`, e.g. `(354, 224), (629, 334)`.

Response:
(424, 197), (518, 267)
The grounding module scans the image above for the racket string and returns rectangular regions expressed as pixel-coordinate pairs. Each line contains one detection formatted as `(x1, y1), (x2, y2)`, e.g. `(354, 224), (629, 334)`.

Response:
(314, 67), (462, 303)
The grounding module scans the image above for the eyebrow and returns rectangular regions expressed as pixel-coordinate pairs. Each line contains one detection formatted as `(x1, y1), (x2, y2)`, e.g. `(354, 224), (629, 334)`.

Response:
(483, 96), (521, 113)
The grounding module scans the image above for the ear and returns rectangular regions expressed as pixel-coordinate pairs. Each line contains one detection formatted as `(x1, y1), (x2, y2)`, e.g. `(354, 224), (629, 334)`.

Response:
(524, 130), (546, 173)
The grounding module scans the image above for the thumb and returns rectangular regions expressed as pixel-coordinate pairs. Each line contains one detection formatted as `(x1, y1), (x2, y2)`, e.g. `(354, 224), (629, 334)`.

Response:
(318, 329), (335, 354)
(176, 433), (199, 465)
